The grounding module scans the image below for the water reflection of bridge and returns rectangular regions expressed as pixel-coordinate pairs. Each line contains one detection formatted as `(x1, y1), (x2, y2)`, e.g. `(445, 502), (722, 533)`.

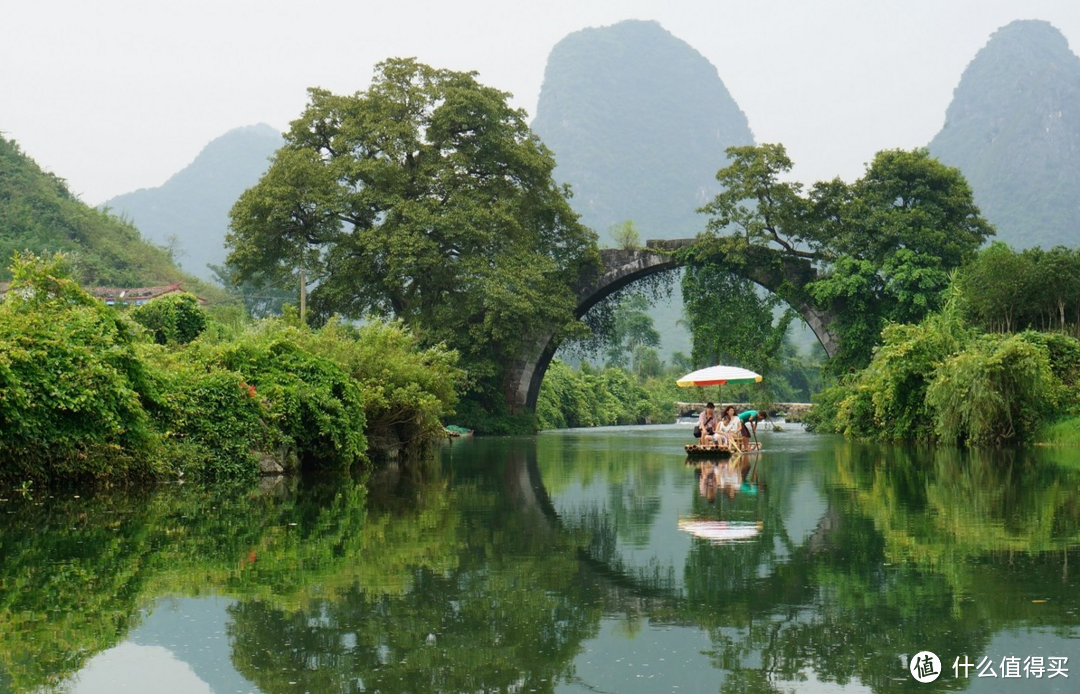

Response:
(500, 441), (841, 616)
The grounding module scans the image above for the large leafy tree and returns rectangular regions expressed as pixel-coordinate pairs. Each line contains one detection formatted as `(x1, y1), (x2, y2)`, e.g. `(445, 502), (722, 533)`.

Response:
(227, 59), (599, 414)
(681, 261), (793, 392)
(699, 144), (993, 372)
(602, 293), (661, 372)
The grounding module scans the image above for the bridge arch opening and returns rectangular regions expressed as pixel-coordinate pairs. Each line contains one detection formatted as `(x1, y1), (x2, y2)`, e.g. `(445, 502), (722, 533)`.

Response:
(504, 239), (839, 414)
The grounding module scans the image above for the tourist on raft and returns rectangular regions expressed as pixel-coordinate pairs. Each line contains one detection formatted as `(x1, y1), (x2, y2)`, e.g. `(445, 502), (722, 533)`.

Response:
(737, 409), (768, 450)
(696, 402), (720, 446)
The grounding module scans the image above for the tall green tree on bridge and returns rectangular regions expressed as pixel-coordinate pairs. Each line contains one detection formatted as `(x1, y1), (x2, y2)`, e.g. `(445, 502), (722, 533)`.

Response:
(695, 144), (993, 373)
(226, 59), (600, 428)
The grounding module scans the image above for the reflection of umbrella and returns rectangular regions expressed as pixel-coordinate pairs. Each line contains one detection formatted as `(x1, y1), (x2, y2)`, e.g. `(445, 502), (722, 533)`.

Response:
(678, 519), (762, 544)
(676, 365), (762, 387)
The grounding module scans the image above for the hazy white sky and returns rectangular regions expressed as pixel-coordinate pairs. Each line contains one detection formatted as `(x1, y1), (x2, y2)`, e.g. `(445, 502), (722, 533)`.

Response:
(5, 0), (1080, 205)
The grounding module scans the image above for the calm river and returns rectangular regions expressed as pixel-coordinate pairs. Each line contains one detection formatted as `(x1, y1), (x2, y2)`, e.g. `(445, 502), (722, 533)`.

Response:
(1, 424), (1078, 693)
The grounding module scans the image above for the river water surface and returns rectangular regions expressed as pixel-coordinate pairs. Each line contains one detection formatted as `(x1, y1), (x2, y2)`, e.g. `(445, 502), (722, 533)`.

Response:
(1, 424), (1078, 693)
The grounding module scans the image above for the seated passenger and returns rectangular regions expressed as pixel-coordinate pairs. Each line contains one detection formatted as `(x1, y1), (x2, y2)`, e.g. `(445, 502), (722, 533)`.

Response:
(696, 402), (720, 446)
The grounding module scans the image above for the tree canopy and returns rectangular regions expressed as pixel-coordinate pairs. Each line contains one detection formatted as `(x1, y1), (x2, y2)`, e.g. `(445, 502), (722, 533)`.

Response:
(698, 144), (994, 372)
(227, 59), (599, 418)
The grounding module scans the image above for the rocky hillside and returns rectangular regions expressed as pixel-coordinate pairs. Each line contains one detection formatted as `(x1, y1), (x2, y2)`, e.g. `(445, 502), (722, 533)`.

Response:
(929, 20), (1080, 249)
(532, 20), (756, 358)
(532, 20), (754, 242)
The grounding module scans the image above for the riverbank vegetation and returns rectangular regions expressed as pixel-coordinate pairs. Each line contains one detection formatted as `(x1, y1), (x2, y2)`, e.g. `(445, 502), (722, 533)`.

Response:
(691, 143), (1080, 447)
(0, 252), (461, 486)
(806, 271), (1080, 446)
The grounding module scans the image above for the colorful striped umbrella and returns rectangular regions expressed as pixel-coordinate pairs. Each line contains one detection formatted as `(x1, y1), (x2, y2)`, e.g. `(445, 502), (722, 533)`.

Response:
(676, 365), (762, 387)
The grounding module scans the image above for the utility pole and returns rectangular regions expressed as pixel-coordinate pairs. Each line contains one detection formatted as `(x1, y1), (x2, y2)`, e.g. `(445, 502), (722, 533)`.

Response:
(299, 266), (307, 325)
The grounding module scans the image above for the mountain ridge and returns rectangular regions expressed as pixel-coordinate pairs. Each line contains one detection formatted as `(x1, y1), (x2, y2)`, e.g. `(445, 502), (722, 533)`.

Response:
(102, 123), (282, 282)
(929, 19), (1080, 249)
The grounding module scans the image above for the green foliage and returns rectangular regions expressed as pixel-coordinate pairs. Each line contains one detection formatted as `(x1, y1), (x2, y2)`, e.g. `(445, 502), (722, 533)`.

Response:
(0, 253), (161, 482)
(452, 397), (537, 436)
(129, 292), (208, 345)
(926, 333), (1053, 445)
(192, 323), (367, 468)
(141, 351), (278, 477)
(681, 258), (794, 400)
(1034, 415), (1080, 446)
(1026, 330), (1080, 408)
(699, 144), (993, 373)
(809, 284), (1080, 445)
(608, 220), (641, 249)
(601, 293), (661, 372)
(0, 253), (461, 485)
(959, 242), (1080, 334)
(227, 58), (600, 423)
(285, 318), (462, 453)
(536, 360), (675, 429)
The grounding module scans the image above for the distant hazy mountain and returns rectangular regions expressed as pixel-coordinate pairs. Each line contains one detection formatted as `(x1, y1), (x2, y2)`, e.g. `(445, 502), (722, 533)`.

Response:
(103, 124), (282, 282)
(533, 20), (754, 241)
(532, 20), (755, 359)
(929, 20), (1080, 250)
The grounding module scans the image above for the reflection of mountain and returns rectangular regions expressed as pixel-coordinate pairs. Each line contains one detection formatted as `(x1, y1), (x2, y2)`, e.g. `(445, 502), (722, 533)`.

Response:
(69, 643), (215, 694)
(929, 20), (1080, 250)
(532, 20), (755, 358)
(102, 124), (282, 282)
(127, 597), (261, 694)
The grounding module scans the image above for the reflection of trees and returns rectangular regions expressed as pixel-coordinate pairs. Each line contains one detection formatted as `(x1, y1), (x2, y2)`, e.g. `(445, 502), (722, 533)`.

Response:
(0, 490), (163, 690)
(0, 467), (459, 691)
(685, 442), (1080, 694)
(4, 434), (1079, 694)
(828, 443), (1080, 602)
(538, 434), (1080, 694)
(228, 449), (601, 694)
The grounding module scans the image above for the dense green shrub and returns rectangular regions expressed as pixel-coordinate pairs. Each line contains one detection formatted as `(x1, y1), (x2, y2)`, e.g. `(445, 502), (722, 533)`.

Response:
(0, 253), (461, 486)
(0, 253), (161, 481)
(926, 333), (1053, 445)
(536, 361), (675, 430)
(808, 287), (1080, 446)
(140, 348), (279, 478)
(822, 294), (971, 441)
(130, 292), (208, 345)
(289, 319), (461, 451)
(195, 326), (367, 468)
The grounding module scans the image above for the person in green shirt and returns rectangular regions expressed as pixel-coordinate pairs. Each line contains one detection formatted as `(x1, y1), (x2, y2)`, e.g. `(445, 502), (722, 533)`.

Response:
(737, 409), (767, 450)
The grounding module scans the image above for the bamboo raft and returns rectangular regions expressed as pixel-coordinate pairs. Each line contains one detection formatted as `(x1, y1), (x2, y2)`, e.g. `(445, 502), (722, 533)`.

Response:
(684, 442), (762, 456)
(684, 443), (736, 456)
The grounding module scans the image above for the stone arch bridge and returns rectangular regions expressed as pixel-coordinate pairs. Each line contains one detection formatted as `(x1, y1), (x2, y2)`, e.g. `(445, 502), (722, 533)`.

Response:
(503, 238), (839, 414)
